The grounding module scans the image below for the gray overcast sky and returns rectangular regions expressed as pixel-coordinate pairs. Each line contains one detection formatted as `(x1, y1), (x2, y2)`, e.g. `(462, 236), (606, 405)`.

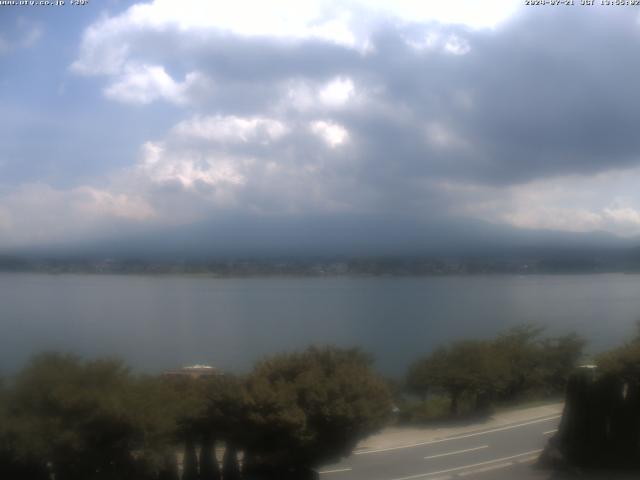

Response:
(2, 0), (640, 249)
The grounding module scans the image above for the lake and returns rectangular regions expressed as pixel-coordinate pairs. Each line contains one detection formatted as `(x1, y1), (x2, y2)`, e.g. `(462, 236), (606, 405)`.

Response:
(0, 273), (638, 377)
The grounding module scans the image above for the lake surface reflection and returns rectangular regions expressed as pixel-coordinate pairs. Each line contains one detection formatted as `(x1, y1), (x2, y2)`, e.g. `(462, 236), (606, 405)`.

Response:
(1, 273), (637, 376)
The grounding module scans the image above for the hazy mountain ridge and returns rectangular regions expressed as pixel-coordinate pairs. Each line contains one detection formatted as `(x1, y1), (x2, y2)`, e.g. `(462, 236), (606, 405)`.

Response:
(2, 215), (640, 275)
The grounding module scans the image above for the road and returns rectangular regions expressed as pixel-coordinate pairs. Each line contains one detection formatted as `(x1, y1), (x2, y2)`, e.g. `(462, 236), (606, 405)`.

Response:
(318, 413), (561, 480)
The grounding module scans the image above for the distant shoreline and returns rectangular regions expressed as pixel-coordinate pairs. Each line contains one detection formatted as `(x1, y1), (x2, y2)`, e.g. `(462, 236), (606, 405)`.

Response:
(2, 266), (640, 278)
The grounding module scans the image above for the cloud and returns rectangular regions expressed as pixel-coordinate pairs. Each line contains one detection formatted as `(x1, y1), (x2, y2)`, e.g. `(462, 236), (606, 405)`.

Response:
(103, 63), (211, 105)
(310, 120), (349, 147)
(138, 141), (247, 190)
(407, 32), (470, 55)
(69, 0), (368, 97)
(0, 107), (360, 248)
(68, 0), (511, 105)
(364, 0), (518, 29)
(441, 166), (640, 237)
(0, 18), (43, 55)
(132, 117), (360, 216)
(425, 122), (469, 150)
(283, 76), (360, 113)
(20, 22), (43, 48)
(172, 115), (289, 143)
(318, 77), (355, 107)
(8, 2), (640, 248)
(0, 184), (155, 247)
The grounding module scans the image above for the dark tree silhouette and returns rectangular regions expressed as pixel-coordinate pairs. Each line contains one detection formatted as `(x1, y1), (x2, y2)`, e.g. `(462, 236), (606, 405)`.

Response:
(157, 453), (179, 480)
(542, 332), (640, 472)
(199, 433), (220, 480)
(221, 444), (241, 480)
(182, 436), (199, 480)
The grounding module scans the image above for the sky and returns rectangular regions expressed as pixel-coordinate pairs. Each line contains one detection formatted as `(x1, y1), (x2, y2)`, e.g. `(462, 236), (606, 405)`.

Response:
(2, 0), (640, 251)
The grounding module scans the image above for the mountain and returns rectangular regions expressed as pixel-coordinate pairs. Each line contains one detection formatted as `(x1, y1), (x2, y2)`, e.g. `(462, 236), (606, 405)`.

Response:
(2, 214), (640, 274)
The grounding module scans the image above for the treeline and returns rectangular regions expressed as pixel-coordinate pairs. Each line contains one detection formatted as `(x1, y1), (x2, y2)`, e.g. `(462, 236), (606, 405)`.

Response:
(0, 347), (392, 480)
(403, 326), (585, 420)
(0, 326), (603, 479)
(3, 256), (640, 276)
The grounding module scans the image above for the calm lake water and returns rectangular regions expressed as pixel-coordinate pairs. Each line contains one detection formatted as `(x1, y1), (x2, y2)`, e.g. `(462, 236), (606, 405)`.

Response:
(1, 273), (638, 377)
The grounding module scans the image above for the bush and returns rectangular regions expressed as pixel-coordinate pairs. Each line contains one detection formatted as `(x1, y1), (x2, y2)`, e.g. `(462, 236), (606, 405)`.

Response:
(240, 346), (392, 471)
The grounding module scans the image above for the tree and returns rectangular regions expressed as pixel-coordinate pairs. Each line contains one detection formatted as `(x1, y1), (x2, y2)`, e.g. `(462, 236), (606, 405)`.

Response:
(124, 375), (183, 478)
(0, 377), (50, 480)
(540, 333), (586, 394)
(493, 325), (546, 399)
(157, 453), (179, 480)
(597, 333), (640, 382)
(221, 444), (241, 480)
(200, 374), (245, 441)
(201, 374), (245, 480)
(408, 340), (509, 415)
(182, 436), (198, 480)
(6, 353), (148, 480)
(162, 372), (246, 480)
(240, 346), (392, 476)
(405, 356), (437, 401)
(199, 432), (220, 480)
(493, 326), (584, 399)
(162, 374), (222, 480)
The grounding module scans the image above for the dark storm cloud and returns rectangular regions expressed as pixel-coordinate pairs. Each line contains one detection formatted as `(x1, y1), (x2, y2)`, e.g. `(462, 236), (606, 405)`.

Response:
(112, 7), (640, 187)
(352, 8), (640, 185)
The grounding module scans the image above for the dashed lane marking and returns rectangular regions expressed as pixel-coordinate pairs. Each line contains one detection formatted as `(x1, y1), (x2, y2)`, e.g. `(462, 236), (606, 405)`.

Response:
(318, 467), (353, 474)
(356, 415), (561, 455)
(457, 461), (513, 476)
(424, 445), (488, 460)
(387, 449), (543, 480)
(517, 455), (540, 464)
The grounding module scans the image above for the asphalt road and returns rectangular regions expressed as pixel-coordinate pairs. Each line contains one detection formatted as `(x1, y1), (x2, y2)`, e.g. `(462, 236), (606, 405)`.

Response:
(317, 414), (561, 480)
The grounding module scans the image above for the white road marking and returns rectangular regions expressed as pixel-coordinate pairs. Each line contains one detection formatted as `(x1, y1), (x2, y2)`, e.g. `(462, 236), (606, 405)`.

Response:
(356, 415), (560, 455)
(318, 467), (352, 474)
(424, 445), (488, 460)
(458, 461), (513, 476)
(543, 429), (557, 435)
(388, 449), (542, 480)
(517, 455), (540, 463)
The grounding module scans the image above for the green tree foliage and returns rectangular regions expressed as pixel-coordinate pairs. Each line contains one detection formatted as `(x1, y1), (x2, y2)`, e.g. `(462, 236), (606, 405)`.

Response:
(162, 372), (244, 479)
(406, 326), (586, 418)
(2, 353), (195, 480)
(6, 353), (147, 480)
(241, 346), (392, 472)
(407, 340), (509, 415)
(539, 332), (586, 394)
(124, 375), (183, 473)
(162, 374), (211, 438)
(405, 357), (435, 401)
(495, 326), (585, 398)
(494, 325), (546, 397)
(201, 374), (246, 444)
(1, 376), (51, 480)
(0, 346), (394, 478)
(597, 324), (640, 382)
